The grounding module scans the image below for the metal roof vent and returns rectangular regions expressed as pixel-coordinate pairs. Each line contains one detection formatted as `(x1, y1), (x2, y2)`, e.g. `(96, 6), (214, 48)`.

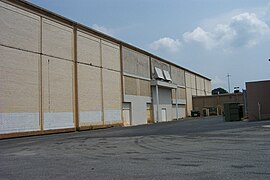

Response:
(154, 67), (165, 80)
(163, 70), (172, 82)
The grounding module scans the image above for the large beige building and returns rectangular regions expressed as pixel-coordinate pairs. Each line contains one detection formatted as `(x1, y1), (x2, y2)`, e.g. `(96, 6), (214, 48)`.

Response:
(0, 0), (211, 139)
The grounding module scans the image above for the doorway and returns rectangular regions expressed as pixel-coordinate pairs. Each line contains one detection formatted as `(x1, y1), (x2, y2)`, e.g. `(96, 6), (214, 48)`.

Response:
(161, 108), (167, 122)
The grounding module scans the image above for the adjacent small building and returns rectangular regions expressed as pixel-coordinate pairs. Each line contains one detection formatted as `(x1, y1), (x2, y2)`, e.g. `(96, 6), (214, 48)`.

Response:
(0, 0), (211, 139)
(192, 93), (244, 116)
(246, 80), (270, 121)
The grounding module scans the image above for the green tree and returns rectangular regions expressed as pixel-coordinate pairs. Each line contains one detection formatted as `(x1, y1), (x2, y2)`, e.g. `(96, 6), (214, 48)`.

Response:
(212, 87), (228, 95)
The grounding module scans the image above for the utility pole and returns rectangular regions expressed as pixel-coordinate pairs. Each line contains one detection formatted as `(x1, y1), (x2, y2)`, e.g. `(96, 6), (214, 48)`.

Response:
(226, 73), (231, 93)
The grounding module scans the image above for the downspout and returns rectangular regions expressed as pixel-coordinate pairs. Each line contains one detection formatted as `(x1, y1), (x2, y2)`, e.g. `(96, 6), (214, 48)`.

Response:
(156, 84), (160, 123)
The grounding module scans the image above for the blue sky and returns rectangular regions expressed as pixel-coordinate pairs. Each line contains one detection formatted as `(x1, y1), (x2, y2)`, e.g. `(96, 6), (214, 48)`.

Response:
(28, 0), (270, 91)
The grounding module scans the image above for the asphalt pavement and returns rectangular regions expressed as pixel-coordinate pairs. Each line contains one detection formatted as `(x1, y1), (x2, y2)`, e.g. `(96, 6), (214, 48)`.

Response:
(1, 116), (270, 179)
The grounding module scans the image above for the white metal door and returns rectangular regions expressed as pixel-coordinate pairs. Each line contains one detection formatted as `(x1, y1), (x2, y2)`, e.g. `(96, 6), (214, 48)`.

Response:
(123, 109), (131, 126)
(123, 103), (131, 126)
(161, 108), (167, 122)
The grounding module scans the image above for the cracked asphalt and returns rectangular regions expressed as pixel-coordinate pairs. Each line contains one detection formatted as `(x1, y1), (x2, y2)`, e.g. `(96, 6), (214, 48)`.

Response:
(1, 116), (270, 179)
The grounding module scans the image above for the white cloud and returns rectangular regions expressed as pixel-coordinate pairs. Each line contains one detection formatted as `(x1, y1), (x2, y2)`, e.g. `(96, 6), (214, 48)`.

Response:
(183, 12), (270, 49)
(183, 27), (216, 49)
(149, 37), (182, 53)
(92, 24), (113, 35)
(230, 13), (270, 47)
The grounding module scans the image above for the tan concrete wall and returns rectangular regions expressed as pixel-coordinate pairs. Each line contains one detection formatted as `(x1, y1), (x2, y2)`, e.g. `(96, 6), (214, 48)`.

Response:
(196, 76), (205, 92)
(172, 105), (186, 119)
(171, 65), (185, 86)
(151, 58), (170, 78)
(185, 70), (212, 116)
(139, 79), (151, 97)
(185, 72), (191, 88)
(0, 1), (40, 52)
(122, 47), (150, 79)
(42, 55), (74, 130)
(179, 88), (186, 99)
(193, 93), (244, 115)
(186, 87), (192, 116)
(124, 76), (150, 97)
(191, 74), (196, 90)
(102, 69), (122, 125)
(204, 79), (212, 95)
(197, 90), (205, 96)
(101, 40), (120, 71)
(0, 46), (40, 133)
(42, 18), (73, 60)
(172, 87), (186, 100)
(77, 31), (101, 66)
(191, 89), (197, 96)
(78, 64), (102, 126)
(124, 76), (137, 96)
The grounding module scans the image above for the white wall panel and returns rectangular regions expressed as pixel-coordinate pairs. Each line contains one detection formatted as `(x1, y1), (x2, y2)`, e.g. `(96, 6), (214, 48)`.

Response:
(172, 105), (186, 119)
(43, 112), (73, 130)
(80, 111), (102, 125)
(124, 95), (151, 126)
(0, 113), (39, 134)
(42, 18), (73, 60)
(0, 1), (40, 52)
(104, 110), (121, 124)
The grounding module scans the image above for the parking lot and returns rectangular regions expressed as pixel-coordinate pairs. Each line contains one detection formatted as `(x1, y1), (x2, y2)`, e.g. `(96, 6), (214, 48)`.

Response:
(1, 116), (270, 179)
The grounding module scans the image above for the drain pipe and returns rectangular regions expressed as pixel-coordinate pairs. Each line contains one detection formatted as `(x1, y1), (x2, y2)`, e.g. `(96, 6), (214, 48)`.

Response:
(156, 84), (160, 123)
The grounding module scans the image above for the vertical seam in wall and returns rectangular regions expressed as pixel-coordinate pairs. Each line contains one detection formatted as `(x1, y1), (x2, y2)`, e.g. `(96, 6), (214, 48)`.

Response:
(204, 79), (206, 95)
(120, 45), (124, 125)
(195, 76), (198, 96)
(100, 40), (105, 126)
(149, 56), (154, 123)
(136, 79), (140, 96)
(184, 71), (188, 116)
(73, 25), (79, 130)
(39, 16), (43, 131)
(48, 59), (50, 112)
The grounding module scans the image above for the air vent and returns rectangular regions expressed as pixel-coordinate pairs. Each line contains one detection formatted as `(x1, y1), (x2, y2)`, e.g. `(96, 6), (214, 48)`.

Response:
(163, 70), (172, 81)
(154, 67), (165, 80)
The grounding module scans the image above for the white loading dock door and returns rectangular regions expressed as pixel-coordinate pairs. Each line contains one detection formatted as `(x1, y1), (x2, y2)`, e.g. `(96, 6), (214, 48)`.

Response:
(161, 108), (167, 122)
